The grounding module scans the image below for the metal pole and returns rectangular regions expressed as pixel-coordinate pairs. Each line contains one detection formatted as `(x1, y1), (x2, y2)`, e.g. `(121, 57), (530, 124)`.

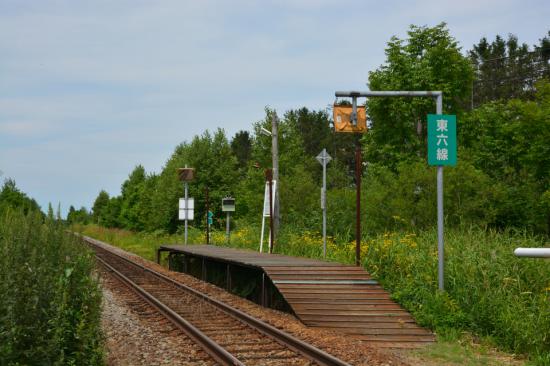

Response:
(436, 94), (444, 291)
(336, 91), (442, 98)
(322, 153), (327, 258)
(226, 212), (230, 244)
(184, 182), (188, 244)
(271, 112), (280, 239)
(206, 187), (210, 244)
(514, 248), (550, 258)
(355, 144), (361, 266)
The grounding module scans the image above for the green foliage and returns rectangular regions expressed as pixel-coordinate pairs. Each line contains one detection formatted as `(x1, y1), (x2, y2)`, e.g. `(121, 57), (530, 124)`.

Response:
(470, 32), (550, 105)
(67, 205), (91, 225)
(460, 81), (550, 232)
(91, 190), (110, 225)
(231, 130), (252, 168)
(0, 179), (42, 216)
(0, 209), (104, 365)
(119, 165), (147, 231)
(362, 160), (498, 233)
(366, 23), (474, 166)
(364, 228), (550, 362)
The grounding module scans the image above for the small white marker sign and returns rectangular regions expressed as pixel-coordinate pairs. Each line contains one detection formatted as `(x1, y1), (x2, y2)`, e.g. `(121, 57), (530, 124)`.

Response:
(178, 198), (194, 220)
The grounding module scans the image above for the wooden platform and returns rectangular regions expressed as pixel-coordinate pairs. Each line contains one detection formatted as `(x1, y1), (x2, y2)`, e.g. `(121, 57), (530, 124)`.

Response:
(159, 244), (434, 348)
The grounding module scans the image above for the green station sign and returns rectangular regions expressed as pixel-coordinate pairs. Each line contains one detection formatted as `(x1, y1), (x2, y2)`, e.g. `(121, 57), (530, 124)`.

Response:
(427, 114), (457, 166)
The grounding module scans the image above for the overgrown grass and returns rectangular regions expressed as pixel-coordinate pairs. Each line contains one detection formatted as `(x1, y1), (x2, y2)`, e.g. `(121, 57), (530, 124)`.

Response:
(77, 222), (549, 364)
(0, 209), (104, 365)
(363, 228), (550, 365)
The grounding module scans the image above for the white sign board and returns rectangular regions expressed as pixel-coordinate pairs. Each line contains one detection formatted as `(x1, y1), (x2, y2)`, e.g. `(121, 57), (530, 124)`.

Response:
(178, 209), (194, 220)
(178, 197), (194, 221)
(179, 198), (194, 210)
(262, 180), (277, 217)
(316, 149), (332, 165)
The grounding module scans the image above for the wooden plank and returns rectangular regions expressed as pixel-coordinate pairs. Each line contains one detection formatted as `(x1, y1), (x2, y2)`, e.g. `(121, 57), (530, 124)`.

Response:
(305, 321), (418, 328)
(302, 315), (414, 323)
(353, 335), (435, 342)
(297, 310), (410, 317)
(277, 288), (386, 293)
(283, 293), (393, 299)
(291, 303), (403, 311)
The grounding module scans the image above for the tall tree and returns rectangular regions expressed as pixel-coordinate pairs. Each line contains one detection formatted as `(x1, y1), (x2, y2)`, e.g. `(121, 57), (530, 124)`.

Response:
(231, 130), (252, 169)
(366, 23), (473, 167)
(119, 165), (147, 231)
(91, 190), (110, 225)
(149, 129), (240, 233)
(470, 32), (550, 106)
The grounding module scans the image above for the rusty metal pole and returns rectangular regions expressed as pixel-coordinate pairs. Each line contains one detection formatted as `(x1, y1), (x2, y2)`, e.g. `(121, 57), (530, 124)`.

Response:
(355, 144), (361, 266)
(266, 169), (274, 254)
(205, 187), (210, 244)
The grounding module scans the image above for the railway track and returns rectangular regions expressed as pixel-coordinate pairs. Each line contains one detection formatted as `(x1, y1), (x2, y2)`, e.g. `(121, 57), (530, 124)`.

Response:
(86, 237), (351, 366)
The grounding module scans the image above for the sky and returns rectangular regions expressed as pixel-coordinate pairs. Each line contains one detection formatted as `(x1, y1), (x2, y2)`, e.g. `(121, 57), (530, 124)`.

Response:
(1, 0), (548, 216)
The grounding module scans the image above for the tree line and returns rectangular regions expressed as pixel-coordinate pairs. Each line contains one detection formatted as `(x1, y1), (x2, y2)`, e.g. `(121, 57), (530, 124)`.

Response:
(72, 24), (550, 238)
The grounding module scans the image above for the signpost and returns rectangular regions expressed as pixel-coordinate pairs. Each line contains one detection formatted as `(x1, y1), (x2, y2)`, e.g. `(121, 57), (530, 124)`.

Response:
(316, 149), (332, 258)
(334, 90), (450, 291)
(177, 167), (195, 244)
(222, 197), (235, 243)
(427, 113), (456, 291)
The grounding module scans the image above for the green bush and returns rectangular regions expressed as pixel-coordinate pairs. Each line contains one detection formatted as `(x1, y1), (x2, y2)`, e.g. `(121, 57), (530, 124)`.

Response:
(364, 227), (550, 362)
(362, 160), (499, 234)
(0, 209), (104, 365)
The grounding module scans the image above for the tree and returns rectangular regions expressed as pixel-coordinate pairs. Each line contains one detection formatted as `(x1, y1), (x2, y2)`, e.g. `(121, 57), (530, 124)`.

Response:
(102, 197), (122, 228)
(469, 33), (549, 106)
(67, 206), (90, 224)
(0, 179), (42, 216)
(366, 23), (474, 167)
(119, 165), (147, 231)
(231, 130), (252, 169)
(91, 190), (110, 225)
(459, 80), (550, 232)
(148, 129), (240, 233)
(67, 205), (76, 224)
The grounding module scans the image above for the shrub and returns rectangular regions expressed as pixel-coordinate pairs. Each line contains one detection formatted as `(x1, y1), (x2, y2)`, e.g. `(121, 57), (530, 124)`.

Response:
(364, 227), (550, 362)
(0, 209), (104, 365)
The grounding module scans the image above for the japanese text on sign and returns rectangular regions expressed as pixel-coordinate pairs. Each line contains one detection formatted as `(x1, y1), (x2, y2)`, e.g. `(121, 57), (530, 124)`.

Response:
(427, 114), (457, 166)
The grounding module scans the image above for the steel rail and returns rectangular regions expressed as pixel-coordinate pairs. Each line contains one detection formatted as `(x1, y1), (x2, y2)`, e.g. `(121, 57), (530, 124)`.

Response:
(96, 255), (244, 366)
(87, 237), (351, 366)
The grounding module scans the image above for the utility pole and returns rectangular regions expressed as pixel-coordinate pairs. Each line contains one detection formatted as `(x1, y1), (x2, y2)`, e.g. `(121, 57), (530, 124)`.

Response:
(205, 187), (209, 244)
(271, 112), (280, 240)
